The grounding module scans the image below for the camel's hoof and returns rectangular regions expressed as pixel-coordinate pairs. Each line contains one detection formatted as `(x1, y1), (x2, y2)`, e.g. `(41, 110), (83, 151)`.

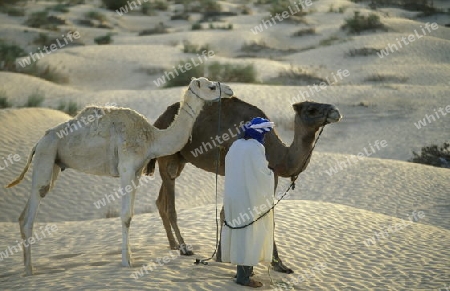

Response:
(272, 260), (294, 274)
(180, 250), (194, 256)
(122, 258), (132, 267)
(179, 244), (194, 256)
(25, 267), (34, 276)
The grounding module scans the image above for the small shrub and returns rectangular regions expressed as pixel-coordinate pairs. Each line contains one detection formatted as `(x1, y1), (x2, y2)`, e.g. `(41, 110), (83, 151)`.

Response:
(346, 47), (381, 57)
(0, 40), (26, 71)
(0, 91), (11, 109)
(52, 3), (70, 13)
(57, 100), (79, 116)
(183, 41), (211, 54)
(66, 101), (79, 116)
(171, 13), (190, 21)
(266, 66), (326, 86)
(342, 11), (384, 34)
(25, 10), (49, 28)
(22, 63), (69, 84)
(207, 62), (257, 83)
(191, 22), (202, 30)
(292, 27), (316, 37)
(369, 0), (437, 15)
(25, 91), (45, 107)
(201, 0), (221, 13)
(268, 0), (292, 15)
(241, 40), (270, 53)
(105, 207), (120, 218)
(364, 73), (408, 83)
(32, 32), (53, 47)
(4, 6), (25, 16)
(153, 0), (169, 11)
(409, 143), (450, 168)
(208, 22), (233, 30)
(94, 34), (112, 44)
(164, 60), (205, 88)
(142, 3), (157, 15)
(0, 0), (21, 5)
(138, 23), (168, 35)
(319, 35), (340, 46)
(240, 5), (251, 15)
(102, 0), (128, 11)
(85, 11), (107, 22)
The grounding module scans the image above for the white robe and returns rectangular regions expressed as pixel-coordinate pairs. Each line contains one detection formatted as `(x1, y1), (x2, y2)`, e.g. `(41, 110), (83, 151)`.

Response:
(221, 138), (274, 266)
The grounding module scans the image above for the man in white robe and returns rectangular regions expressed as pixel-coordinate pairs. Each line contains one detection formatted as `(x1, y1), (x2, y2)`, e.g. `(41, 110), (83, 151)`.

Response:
(221, 117), (275, 288)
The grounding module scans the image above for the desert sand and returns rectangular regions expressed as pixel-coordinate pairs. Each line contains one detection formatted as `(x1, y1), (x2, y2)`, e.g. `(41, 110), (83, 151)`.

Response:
(0, 0), (449, 290)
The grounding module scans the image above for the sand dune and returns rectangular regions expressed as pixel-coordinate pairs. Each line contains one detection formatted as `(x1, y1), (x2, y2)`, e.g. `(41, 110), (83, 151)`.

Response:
(0, 202), (448, 290)
(0, 0), (448, 290)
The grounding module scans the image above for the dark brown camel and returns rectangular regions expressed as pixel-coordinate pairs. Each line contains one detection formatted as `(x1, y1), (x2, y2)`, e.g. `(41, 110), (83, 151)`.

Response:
(146, 97), (342, 273)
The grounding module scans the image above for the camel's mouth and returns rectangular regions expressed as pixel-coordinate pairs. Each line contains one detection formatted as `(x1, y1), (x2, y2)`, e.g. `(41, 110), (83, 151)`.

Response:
(326, 107), (342, 123)
(210, 86), (233, 102)
(221, 86), (234, 98)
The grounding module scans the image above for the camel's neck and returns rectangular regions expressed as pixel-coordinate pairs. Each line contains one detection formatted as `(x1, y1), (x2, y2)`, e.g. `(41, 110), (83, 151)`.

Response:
(265, 122), (318, 178)
(150, 91), (204, 158)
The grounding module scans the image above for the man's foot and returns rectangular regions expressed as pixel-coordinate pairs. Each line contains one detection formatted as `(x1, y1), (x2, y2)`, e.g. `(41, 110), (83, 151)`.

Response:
(234, 271), (255, 278)
(237, 279), (263, 288)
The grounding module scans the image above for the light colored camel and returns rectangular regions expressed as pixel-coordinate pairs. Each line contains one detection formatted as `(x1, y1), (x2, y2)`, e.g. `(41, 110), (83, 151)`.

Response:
(145, 98), (341, 273)
(5, 77), (233, 275)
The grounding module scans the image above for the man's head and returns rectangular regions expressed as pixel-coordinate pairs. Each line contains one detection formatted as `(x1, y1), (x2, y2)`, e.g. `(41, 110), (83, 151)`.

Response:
(244, 117), (275, 144)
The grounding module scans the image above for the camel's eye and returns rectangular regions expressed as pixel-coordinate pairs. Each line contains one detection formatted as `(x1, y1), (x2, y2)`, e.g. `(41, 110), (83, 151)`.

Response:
(209, 84), (216, 91)
(307, 108), (318, 114)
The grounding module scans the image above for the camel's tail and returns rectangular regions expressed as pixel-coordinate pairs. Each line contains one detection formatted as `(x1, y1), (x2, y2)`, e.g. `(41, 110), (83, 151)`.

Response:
(144, 159), (156, 176)
(5, 144), (37, 188)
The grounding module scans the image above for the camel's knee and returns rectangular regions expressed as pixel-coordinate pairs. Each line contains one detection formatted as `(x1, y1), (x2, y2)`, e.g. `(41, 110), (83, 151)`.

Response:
(18, 208), (26, 223)
(122, 216), (132, 228)
(39, 185), (50, 198)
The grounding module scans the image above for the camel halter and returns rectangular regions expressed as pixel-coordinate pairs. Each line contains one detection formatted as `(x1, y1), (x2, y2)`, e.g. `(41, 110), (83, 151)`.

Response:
(185, 81), (222, 119)
(181, 102), (196, 119)
(223, 123), (327, 230)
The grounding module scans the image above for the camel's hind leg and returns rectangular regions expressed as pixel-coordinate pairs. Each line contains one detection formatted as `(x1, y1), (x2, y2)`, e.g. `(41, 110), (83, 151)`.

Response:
(156, 154), (193, 255)
(19, 142), (58, 275)
(119, 170), (138, 267)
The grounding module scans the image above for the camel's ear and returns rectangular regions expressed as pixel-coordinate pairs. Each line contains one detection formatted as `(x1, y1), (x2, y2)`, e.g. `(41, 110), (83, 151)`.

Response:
(292, 103), (302, 113)
(196, 80), (200, 87)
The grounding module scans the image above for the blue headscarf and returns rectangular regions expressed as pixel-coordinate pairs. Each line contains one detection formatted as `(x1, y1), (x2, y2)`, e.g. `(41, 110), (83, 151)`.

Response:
(243, 117), (275, 144)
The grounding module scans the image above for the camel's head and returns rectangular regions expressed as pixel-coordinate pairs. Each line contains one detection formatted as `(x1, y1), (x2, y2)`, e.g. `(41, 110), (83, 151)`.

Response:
(188, 77), (233, 102)
(293, 101), (342, 128)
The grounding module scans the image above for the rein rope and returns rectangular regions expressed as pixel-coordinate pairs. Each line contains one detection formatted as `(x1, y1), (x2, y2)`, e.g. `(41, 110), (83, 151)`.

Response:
(223, 124), (327, 229)
(183, 85), (202, 119)
(194, 82), (223, 266)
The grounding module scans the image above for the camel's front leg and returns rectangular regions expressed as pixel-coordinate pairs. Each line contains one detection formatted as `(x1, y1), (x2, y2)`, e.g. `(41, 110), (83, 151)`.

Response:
(270, 175), (293, 273)
(120, 173), (138, 267)
(156, 155), (192, 254)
